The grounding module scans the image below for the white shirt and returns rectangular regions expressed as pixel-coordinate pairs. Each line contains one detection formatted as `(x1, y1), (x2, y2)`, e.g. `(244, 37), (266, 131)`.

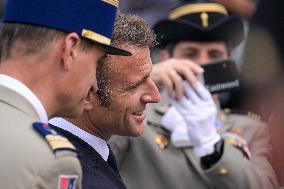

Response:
(49, 117), (109, 161)
(0, 74), (48, 123)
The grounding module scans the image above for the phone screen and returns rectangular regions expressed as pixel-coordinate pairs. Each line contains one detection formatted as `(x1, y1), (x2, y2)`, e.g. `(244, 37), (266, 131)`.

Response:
(200, 59), (240, 94)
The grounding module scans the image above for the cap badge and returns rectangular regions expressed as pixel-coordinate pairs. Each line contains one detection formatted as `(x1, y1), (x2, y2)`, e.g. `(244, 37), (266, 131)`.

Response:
(200, 12), (209, 28)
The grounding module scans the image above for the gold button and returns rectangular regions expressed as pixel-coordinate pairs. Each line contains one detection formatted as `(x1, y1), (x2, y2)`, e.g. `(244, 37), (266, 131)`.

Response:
(219, 168), (228, 176)
(225, 138), (235, 145)
(219, 114), (226, 121)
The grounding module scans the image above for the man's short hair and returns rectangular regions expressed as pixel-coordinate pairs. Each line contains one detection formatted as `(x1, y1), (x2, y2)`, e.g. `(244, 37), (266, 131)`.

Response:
(96, 12), (156, 107)
(111, 11), (156, 48)
(0, 23), (96, 60)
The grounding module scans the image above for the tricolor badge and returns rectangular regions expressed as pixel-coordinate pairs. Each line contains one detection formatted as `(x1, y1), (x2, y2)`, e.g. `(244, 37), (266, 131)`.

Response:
(58, 175), (78, 189)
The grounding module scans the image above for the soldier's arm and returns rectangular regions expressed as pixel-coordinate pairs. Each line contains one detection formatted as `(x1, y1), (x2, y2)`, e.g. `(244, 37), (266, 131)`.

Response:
(202, 120), (278, 189)
(31, 151), (82, 189)
(31, 122), (83, 189)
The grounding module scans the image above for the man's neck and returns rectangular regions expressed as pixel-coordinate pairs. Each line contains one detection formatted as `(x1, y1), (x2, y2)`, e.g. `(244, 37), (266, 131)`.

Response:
(66, 117), (111, 141)
(0, 58), (57, 118)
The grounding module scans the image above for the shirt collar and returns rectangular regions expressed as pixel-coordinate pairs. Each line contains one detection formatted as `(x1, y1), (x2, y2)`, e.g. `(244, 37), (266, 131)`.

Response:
(49, 117), (109, 161)
(0, 74), (48, 123)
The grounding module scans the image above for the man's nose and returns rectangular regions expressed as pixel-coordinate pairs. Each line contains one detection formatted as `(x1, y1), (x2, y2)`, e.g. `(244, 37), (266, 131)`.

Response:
(142, 79), (161, 104)
(196, 54), (211, 65)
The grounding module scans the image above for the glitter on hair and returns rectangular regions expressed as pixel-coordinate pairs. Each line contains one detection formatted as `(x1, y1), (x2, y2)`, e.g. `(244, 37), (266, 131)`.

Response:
(96, 57), (112, 107)
(111, 11), (156, 48)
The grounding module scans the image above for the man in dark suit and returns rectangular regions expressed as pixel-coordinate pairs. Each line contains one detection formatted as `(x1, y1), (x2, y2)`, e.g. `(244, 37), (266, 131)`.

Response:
(0, 0), (130, 188)
(49, 12), (160, 189)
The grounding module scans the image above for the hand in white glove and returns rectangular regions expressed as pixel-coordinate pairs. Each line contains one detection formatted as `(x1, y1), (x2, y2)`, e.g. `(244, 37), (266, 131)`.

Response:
(161, 106), (192, 147)
(172, 81), (221, 157)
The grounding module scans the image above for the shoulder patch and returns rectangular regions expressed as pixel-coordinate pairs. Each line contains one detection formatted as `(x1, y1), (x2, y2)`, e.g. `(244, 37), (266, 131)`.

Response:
(223, 108), (261, 121)
(58, 174), (78, 189)
(33, 122), (76, 153)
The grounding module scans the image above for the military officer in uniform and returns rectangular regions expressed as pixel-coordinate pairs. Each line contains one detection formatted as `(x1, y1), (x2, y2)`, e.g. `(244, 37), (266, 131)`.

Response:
(0, 0), (130, 188)
(109, 1), (278, 188)
(49, 12), (160, 189)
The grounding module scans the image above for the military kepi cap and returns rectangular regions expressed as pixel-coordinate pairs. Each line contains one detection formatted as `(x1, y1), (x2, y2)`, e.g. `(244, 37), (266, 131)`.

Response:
(154, 1), (244, 48)
(3, 0), (131, 56)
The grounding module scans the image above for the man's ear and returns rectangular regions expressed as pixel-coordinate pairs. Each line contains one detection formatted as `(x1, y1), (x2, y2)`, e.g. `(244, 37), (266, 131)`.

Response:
(61, 32), (81, 70)
(159, 49), (170, 61)
(83, 88), (96, 110)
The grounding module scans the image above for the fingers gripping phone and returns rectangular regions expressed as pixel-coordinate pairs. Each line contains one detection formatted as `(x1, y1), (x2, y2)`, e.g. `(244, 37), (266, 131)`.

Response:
(198, 59), (240, 94)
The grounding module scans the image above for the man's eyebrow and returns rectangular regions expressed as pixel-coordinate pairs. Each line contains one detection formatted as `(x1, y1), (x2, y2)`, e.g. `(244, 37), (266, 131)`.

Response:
(136, 66), (152, 86)
(182, 46), (196, 51)
(126, 71), (150, 90)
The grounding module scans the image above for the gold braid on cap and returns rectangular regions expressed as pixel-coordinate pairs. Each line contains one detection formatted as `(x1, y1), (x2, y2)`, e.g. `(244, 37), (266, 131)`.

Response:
(81, 29), (111, 45)
(169, 3), (228, 20)
(102, 0), (119, 7)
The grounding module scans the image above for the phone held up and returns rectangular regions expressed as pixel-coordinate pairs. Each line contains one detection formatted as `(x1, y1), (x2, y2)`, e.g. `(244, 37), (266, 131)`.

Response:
(198, 59), (240, 94)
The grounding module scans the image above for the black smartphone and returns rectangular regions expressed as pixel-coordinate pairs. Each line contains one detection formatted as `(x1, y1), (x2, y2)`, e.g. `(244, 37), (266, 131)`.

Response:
(199, 59), (240, 94)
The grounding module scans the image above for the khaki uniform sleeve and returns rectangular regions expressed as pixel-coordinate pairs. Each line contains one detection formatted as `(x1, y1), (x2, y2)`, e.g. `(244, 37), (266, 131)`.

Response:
(204, 124), (278, 189)
(31, 151), (82, 189)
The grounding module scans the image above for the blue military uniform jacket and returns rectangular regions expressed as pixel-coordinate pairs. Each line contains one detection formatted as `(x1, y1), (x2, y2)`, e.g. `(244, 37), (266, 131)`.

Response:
(51, 126), (127, 189)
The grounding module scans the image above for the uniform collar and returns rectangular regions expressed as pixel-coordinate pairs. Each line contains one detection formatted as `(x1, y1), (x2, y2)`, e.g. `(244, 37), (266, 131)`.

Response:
(0, 74), (48, 123)
(49, 117), (109, 161)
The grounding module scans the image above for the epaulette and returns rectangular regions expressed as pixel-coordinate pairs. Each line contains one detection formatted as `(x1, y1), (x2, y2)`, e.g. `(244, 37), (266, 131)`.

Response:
(223, 108), (262, 121)
(33, 122), (76, 153)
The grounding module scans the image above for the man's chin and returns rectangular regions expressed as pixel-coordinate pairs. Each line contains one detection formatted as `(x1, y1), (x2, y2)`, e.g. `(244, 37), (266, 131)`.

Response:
(123, 125), (144, 137)
(131, 125), (145, 137)
(131, 131), (144, 137)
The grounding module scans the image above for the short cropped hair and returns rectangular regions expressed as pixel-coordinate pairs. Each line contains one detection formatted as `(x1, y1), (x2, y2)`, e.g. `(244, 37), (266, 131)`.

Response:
(0, 23), (95, 60)
(96, 12), (156, 107)
(111, 11), (156, 48)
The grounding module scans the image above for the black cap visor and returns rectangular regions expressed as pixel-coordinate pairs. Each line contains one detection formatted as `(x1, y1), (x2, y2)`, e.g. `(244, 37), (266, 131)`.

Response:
(102, 43), (132, 56)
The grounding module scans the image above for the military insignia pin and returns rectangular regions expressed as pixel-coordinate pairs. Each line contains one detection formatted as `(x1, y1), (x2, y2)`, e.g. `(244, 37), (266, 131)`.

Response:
(223, 132), (252, 159)
(154, 134), (169, 150)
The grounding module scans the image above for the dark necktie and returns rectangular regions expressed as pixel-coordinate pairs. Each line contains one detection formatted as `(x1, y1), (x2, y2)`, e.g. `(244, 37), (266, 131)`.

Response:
(107, 146), (120, 175)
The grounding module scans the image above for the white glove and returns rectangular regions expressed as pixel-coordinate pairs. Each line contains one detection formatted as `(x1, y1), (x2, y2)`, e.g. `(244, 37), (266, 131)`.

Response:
(172, 81), (221, 157)
(161, 106), (192, 147)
